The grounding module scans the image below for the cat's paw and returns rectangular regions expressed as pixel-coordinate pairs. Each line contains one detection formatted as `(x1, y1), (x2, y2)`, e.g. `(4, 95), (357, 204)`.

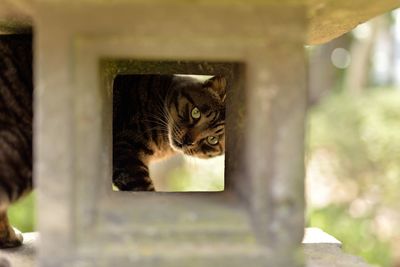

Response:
(0, 257), (11, 267)
(0, 227), (23, 248)
(113, 171), (155, 191)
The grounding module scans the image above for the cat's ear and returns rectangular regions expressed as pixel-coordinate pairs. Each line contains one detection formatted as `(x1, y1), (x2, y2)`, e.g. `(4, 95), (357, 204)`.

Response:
(204, 75), (226, 102)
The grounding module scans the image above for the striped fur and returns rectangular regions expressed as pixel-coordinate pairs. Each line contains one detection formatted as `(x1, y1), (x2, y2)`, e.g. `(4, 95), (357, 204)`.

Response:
(0, 34), (33, 248)
(113, 74), (226, 191)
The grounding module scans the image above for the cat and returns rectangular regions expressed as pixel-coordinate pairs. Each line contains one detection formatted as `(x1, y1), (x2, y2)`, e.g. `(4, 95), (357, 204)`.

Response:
(0, 34), (33, 248)
(113, 74), (226, 191)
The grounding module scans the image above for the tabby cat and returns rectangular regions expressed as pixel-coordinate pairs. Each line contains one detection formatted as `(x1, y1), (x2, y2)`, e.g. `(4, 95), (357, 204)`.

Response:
(0, 34), (33, 248)
(113, 74), (226, 191)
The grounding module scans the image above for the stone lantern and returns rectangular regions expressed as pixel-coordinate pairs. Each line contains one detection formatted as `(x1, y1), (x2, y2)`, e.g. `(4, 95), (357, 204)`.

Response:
(1, 0), (399, 266)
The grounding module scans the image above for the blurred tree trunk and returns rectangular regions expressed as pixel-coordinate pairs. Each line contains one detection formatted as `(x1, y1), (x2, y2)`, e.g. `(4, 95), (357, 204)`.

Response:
(344, 18), (380, 95)
(373, 14), (394, 87)
(308, 34), (351, 106)
(393, 11), (400, 89)
(364, 14), (395, 88)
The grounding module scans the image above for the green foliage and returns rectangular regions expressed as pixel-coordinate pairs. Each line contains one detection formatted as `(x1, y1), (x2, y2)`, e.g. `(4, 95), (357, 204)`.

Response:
(8, 192), (35, 233)
(308, 89), (400, 206)
(167, 157), (225, 191)
(307, 89), (400, 267)
(308, 205), (393, 267)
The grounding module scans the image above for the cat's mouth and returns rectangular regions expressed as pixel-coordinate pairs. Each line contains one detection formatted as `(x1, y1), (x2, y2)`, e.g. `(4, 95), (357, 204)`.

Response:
(171, 138), (196, 156)
(172, 139), (183, 149)
(169, 134), (185, 152)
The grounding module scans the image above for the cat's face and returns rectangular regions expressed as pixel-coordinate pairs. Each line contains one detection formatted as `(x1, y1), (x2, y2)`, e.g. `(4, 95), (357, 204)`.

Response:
(167, 75), (226, 159)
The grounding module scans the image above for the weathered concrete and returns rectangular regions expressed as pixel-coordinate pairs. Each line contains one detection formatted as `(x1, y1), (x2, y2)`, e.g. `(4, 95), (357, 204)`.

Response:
(0, 229), (372, 267)
(32, 2), (307, 266)
(303, 228), (371, 267)
(308, 0), (400, 44)
(1, 0), (399, 43)
(0, 0), (33, 33)
(305, 245), (372, 267)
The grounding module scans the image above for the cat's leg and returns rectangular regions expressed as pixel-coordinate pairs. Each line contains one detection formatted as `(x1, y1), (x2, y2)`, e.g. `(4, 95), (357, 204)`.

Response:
(113, 137), (155, 191)
(113, 165), (154, 191)
(0, 129), (32, 248)
(0, 199), (23, 248)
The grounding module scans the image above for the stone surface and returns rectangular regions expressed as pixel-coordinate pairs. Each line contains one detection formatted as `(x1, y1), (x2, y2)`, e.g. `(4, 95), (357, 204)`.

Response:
(0, 229), (372, 267)
(0, 232), (37, 267)
(1, 0), (400, 43)
(303, 227), (341, 245)
(303, 228), (371, 267)
(0, 0), (33, 33)
(33, 2), (306, 266)
(305, 245), (372, 267)
(308, 0), (400, 44)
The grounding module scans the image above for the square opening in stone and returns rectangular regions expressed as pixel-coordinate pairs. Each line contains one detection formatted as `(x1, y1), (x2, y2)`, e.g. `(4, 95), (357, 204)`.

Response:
(107, 62), (232, 192)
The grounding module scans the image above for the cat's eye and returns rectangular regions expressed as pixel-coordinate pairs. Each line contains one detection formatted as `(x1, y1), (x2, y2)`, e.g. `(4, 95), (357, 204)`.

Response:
(191, 107), (201, 119)
(207, 136), (219, 145)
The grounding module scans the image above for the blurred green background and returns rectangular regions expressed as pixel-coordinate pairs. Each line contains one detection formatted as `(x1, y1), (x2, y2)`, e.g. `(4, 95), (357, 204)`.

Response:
(9, 192), (35, 233)
(9, 8), (400, 267)
(306, 10), (400, 267)
(307, 91), (400, 267)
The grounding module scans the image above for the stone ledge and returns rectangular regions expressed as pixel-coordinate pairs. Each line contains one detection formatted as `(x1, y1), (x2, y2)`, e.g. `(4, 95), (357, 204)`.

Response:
(303, 228), (371, 267)
(0, 229), (372, 267)
(1, 0), (399, 44)
(303, 227), (341, 246)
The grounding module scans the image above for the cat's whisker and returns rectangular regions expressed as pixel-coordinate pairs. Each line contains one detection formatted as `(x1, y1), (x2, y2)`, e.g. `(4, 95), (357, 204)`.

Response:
(141, 120), (169, 129)
(142, 115), (169, 126)
(141, 116), (170, 127)
(141, 129), (169, 135)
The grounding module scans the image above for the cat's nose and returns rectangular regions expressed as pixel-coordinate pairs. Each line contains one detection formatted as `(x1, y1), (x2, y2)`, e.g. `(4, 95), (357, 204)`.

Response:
(182, 135), (195, 147)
